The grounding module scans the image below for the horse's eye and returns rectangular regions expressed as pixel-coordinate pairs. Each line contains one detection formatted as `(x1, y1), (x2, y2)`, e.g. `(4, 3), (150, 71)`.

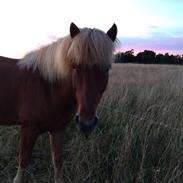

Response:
(105, 65), (111, 72)
(106, 68), (109, 72)
(72, 64), (81, 71)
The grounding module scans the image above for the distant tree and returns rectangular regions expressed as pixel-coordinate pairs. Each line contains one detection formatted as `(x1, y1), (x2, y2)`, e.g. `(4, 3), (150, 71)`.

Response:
(156, 54), (165, 64)
(114, 49), (135, 63)
(123, 49), (135, 63)
(136, 50), (156, 64)
(114, 52), (125, 63)
(114, 49), (183, 65)
(175, 55), (183, 64)
(163, 53), (176, 64)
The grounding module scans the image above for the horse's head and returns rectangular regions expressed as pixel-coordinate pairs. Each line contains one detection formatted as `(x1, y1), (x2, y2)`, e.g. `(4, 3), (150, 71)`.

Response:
(69, 23), (117, 135)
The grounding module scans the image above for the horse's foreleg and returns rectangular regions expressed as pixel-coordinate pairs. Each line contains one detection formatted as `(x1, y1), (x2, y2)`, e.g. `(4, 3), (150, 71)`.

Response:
(14, 126), (40, 183)
(49, 130), (65, 183)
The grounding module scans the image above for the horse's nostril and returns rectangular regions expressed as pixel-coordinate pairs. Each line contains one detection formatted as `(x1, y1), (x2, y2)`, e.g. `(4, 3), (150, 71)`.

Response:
(76, 116), (99, 135)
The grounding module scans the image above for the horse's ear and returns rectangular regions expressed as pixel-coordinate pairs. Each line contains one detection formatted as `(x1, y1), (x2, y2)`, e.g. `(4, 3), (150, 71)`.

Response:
(70, 22), (80, 38)
(106, 24), (117, 42)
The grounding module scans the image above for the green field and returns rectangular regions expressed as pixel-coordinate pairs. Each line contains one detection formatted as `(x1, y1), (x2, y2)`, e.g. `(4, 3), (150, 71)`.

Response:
(1, 64), (183, 183)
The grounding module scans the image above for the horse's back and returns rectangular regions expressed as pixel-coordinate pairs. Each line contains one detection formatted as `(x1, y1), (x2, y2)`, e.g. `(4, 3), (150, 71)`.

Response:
(0, 56), (20, 124)
(0, 56), (19, 73)
(0, 56), (20, 84)
(0, 56), (19, 62)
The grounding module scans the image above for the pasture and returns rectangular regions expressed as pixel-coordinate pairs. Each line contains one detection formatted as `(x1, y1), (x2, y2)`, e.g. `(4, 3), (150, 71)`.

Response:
(1, 63), (183, 183)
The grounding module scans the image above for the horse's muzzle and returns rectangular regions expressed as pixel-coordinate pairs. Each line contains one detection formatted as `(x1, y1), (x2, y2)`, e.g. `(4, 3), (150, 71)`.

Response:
(75, 114), (98, 135)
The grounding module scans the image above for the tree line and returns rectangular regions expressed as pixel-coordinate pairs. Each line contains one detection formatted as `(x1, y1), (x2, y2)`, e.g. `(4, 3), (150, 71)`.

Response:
(115, 49), (183, 65)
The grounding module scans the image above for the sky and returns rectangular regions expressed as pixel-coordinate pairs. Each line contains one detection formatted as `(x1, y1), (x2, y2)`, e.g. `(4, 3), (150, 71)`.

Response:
(0, 0), (183, 58)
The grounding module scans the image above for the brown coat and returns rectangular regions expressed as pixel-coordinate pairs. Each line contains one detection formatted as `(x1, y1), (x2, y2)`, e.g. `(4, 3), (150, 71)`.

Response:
(0, 56), (76, 132)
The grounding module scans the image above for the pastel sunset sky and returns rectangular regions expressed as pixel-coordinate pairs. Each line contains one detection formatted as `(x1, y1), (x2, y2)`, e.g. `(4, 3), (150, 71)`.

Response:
(0, 0), (183, 58)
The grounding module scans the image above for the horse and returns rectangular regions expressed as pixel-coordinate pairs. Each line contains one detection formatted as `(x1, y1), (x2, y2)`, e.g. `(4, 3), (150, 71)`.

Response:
(0, 22), (117, 183)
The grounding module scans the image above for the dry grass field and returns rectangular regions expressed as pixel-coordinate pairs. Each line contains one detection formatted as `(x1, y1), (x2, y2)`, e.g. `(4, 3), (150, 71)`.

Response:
(1, 63), (183, 183)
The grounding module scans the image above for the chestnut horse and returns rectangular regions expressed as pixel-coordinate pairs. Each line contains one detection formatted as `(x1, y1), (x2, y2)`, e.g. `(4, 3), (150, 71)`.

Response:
(0, 23), (117, 183)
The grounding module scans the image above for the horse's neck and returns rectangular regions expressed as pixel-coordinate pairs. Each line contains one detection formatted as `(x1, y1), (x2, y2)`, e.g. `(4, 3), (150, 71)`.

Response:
(49, 77), (76, 103)
(20, 68), (76, 114)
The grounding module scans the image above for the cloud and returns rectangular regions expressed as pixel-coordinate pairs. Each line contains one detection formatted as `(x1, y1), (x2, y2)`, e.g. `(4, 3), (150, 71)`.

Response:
(118, 36), (183, 54)
(118, 26), (183, 54)
(148, 25), (159, 29)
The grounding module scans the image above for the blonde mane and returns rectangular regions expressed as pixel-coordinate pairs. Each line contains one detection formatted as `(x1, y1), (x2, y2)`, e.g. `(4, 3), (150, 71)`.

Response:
(18, 28), (115, 82)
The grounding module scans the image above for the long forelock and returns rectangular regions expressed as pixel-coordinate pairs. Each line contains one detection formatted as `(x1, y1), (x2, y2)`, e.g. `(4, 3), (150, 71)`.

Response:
(67, 28), (115, 67)
(18, 28), (115, 82)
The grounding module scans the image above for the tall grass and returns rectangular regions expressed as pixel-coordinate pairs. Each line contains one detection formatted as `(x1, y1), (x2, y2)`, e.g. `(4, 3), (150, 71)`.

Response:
(1, 64), (183, 183)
